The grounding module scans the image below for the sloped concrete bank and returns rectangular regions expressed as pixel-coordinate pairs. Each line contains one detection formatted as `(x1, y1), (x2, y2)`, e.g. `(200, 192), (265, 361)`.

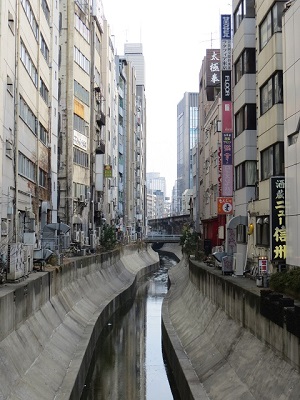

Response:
(0, 244), (159, 400)
(162, 257), (300, 400)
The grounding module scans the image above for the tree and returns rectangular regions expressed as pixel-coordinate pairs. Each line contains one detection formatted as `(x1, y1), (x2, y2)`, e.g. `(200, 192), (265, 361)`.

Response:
(180, 225), (198, 257)
(100, 224), (117, 251)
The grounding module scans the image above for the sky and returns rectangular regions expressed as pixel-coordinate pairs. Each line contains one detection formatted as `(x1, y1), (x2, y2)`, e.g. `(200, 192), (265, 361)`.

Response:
(102, 0), (232, 197)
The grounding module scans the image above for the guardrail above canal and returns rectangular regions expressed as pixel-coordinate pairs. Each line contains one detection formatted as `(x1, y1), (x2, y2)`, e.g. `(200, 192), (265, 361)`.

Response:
(144, 234), (181, 243)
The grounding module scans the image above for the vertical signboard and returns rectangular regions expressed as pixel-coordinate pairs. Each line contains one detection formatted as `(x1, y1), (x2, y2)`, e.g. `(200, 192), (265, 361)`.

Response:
(206, 49), (221, 101)
(206, 49), (220, 86)
(221, 14), (233, 197)
(270, 177), (286, 262)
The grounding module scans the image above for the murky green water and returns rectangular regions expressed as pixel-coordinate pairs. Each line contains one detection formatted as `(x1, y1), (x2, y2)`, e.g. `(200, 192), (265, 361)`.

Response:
(81, 254), (179, 400)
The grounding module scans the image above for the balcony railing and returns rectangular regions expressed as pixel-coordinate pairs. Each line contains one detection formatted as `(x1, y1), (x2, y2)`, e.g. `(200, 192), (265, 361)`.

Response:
(96, 111), (106, 127)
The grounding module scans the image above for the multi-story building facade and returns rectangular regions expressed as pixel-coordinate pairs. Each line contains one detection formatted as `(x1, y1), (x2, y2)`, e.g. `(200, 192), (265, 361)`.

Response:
(198, 2), (288, 273)
(101, 20), (118, 228)
(146, 172), (166, 198)
(58, 0), (106, 248)
(0, 0), (58, 278)
(283, 0), (300, 269)
(232, 0), (257, 268)
(198, 50), (222, 250)
(177, 92), (199, 213)
(238, 0), (286, 273)
(0, 1), (147, 280)
(124, 43), (147, 237)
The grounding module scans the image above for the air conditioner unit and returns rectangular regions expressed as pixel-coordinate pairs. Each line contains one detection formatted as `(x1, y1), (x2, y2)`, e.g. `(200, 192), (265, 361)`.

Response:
(90, 232), (97, 248)
(94, 202), (101, 212)
(7, 243), (24, 281)
(79, 194), (85, 203)
(73, 231), (80, 242)
(23, 245), (34, 274)
(80, 231), (85, 245)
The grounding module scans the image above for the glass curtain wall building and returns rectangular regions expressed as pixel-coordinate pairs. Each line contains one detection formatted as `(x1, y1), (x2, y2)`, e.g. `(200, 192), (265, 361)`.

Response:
(176, 92), (199, 213)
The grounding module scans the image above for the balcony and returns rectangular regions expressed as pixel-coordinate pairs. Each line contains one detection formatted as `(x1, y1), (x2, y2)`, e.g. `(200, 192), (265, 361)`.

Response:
(95, 140), (105, 155)
(96, 111), (106, 127)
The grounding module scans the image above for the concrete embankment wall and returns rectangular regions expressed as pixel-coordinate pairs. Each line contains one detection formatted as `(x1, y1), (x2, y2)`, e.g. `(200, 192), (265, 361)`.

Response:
(162, 257), (300, 400)
(0, 245), (159, 400)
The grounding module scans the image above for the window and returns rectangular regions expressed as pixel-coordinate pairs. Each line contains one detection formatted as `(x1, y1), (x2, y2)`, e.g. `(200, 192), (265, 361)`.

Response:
(7, 75), (13, 95)
(74, 46), (90, 73)
(19, 95), (37, 134)
(41, 0), (50, 24)
(74, 113), (87, 135)
(40, 34), (49, 62)
(20, 0), (38, 39)
(18, 152), (36, 181)
(260, 71), (283, 115)
(40, 78), (49, 104)
(6, 140), (13, 158)
(235, 104), (256, 136)
(73, 148), (89, 167)
(8, 10), (15, 32)
(74, 80), (89, 105)
(261, 142), (284, 180)
(39, 168), (47, 187)
(39, 123), (48, 144)
(235, 48), (256, 84)
(20, 39), (38, 86)
(235, 161), (256, 189)
(95, 34), (101, 54)
(256, 216), (270, 246)
(259, 2), (286, 50)
(234, 0), (255, 32)
(75, 14), (90, 43)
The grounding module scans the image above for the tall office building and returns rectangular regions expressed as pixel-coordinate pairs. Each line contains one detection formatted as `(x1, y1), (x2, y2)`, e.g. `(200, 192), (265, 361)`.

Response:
(146, 172), (166, 198)
(176, 92), (199, 213)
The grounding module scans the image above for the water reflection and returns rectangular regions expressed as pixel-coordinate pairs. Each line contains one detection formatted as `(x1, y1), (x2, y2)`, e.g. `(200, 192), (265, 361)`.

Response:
(81, 254), (178, 400)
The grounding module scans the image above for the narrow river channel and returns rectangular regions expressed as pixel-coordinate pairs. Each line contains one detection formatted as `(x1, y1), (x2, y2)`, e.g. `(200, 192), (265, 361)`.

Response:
(81, 252), (180, 400)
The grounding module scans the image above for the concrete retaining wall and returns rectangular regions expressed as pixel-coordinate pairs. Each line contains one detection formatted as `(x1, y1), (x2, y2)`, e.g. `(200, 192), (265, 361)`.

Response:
(162, 257), (300, 400)
(0, 244), (159, 400)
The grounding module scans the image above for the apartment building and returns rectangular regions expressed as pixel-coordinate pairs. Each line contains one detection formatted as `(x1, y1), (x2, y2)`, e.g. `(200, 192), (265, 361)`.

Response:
(219, 0), (287, 273)
(0, 0), (58, 278)
(124, 43), (147, 236)
(58, 0), (106, 247)
(0, 0), (147, 280)
(101, 20), (118, 227)
(283, 0), (300, 269)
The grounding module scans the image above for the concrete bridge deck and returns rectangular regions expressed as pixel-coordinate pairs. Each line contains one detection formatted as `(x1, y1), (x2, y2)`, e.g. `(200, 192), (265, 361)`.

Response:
(144, 234), (181, 243)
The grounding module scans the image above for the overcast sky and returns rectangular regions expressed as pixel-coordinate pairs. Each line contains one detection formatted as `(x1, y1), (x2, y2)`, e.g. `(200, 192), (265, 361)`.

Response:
(102, 0), (232, 197)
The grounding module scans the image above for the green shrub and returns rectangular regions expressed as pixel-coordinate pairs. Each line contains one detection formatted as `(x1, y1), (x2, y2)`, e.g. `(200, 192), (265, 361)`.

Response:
(270, 269), (300, 299)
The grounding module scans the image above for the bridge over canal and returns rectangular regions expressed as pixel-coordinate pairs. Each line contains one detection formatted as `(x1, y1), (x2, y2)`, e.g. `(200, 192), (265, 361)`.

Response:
(144, 234), (181, 243)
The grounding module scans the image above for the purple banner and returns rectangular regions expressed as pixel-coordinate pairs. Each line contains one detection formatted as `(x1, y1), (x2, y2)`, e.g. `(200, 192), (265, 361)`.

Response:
(222, 132), (233, 165)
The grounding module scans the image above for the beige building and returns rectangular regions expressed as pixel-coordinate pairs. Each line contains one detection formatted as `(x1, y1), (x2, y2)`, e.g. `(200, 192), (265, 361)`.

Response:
(198, 50), (223, 250)
(0, 0), (58, 278)
(283, 0), (300, 269)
